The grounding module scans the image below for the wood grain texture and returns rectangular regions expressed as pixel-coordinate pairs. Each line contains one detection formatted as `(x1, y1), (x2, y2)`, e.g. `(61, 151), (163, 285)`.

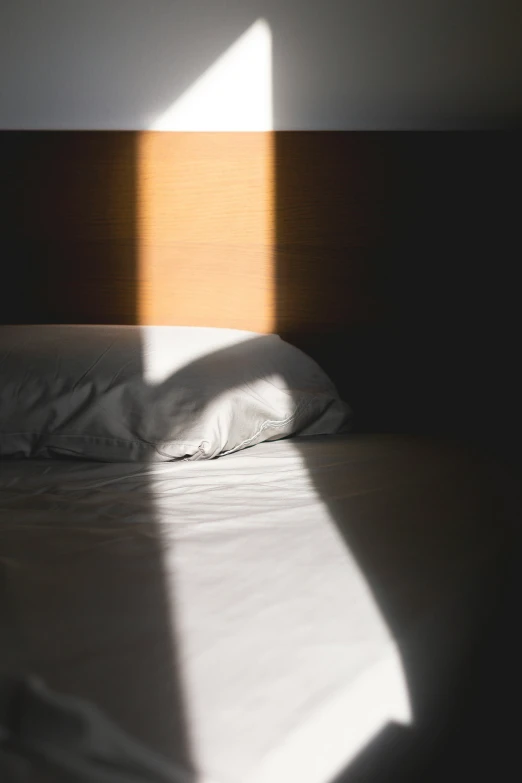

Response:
(136, 132), (275, 331)
(0, 131), (387, 334)
(1, 132), (138, 325)
(274, 132), (393, 335)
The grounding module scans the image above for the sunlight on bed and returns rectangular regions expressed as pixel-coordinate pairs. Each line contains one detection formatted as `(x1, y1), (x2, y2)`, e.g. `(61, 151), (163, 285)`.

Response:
(142, 438), (411, 783)
(136, 17), (411, 781)
(139, 326), (257, 385)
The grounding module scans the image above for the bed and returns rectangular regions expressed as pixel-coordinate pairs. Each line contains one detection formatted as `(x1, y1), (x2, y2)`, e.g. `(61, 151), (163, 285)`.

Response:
(0, 431), (510, 783)
(0, 130), (518, 782)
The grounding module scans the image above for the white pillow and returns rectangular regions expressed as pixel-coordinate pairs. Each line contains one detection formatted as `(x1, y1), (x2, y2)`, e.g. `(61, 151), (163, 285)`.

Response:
(0, 325), (351, 461)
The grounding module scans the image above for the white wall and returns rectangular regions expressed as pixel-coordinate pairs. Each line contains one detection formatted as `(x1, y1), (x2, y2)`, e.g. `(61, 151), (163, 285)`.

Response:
(1, 0), (521, 129)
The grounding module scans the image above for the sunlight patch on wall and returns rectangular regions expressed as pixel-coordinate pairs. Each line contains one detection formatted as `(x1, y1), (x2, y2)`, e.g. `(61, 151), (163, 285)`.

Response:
(150, 19), (272, 132)
(137, 20), (274, 331)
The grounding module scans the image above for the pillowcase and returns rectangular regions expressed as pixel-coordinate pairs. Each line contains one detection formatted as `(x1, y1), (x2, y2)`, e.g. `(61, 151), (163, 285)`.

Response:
(0, 325), (352, 462)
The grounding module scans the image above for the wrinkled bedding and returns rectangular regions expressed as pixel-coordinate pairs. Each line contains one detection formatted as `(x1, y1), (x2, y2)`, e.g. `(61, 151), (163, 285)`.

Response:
(0, 435), (508, 783)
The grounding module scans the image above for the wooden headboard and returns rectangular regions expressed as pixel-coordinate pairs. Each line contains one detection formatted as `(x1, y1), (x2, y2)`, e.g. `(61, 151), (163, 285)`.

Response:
(1, 130), (519, 436)
(0, 131), (387, 331)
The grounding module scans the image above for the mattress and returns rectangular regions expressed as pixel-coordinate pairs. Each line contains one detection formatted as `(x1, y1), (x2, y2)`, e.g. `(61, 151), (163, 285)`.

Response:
(0, 435), (508, 783)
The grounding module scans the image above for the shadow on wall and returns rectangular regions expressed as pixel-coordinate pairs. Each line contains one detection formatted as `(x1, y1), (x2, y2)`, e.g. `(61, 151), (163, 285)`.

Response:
(275, 131), (522, 448)
(0, 132), (139, 325)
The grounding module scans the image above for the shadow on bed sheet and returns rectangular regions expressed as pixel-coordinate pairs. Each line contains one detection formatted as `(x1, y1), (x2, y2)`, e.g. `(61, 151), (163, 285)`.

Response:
(298, 439), (517, 783)
(273, 131), (521, 782)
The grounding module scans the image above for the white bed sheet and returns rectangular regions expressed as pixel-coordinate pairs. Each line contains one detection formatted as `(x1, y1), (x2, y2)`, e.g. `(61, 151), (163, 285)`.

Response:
(0, 435), (507, 783)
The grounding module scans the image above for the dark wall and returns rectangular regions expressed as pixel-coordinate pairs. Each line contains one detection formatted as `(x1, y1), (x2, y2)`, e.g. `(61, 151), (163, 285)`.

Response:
(279, 132), (521, 448)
